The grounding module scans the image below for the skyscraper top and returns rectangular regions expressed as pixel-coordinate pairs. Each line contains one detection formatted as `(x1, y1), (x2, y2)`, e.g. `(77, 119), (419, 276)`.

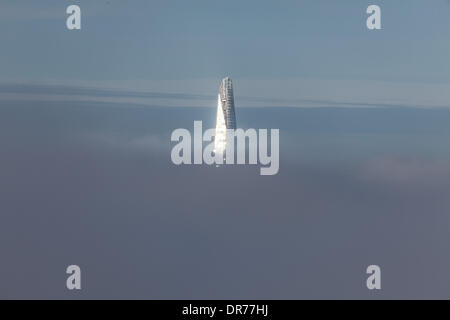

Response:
(214, 77), (237, 154)
(218, 77), (236, 129)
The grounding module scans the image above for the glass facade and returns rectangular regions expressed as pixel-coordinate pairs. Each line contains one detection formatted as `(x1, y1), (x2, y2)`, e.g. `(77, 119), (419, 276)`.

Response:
(218, 77), (237, 130)
(214, 77), (237, 155)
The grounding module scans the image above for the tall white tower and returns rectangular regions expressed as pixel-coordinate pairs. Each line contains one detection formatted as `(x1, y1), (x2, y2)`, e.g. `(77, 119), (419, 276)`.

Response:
(214, 77), (237, 155)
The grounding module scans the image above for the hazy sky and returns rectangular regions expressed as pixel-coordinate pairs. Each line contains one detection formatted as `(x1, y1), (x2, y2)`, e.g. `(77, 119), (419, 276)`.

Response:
(1, 103), (450, 299)
(1, 1), (450, 299)
(1, 0), (450, 107)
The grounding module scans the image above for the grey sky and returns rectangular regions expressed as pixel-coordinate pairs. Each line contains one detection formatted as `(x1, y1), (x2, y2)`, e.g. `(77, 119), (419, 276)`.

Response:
(1, 1), (450, 299)
(1, 104), (450, 299)
(1, 0), (450, 108)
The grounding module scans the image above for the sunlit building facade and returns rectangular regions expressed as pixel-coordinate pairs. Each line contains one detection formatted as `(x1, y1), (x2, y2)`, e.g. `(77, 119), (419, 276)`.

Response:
(214, 77), (237, 155)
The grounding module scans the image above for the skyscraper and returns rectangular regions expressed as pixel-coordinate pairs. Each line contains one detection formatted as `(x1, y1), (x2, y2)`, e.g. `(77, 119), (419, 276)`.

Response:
(214, 77), (237, 155)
